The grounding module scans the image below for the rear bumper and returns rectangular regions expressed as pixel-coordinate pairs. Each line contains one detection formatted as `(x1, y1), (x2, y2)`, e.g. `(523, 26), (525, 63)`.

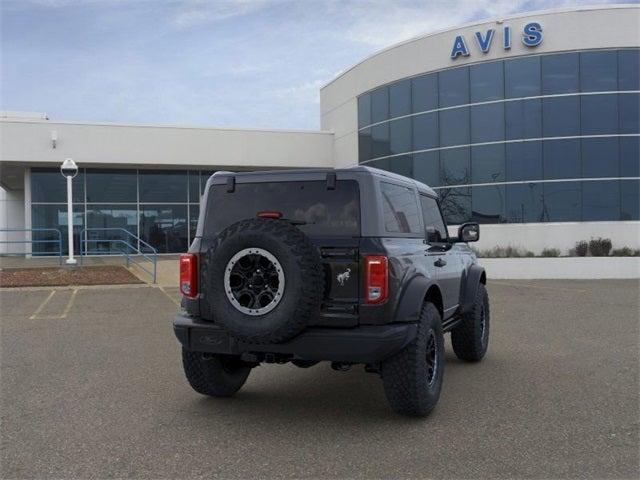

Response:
(173, 314), (417, 364)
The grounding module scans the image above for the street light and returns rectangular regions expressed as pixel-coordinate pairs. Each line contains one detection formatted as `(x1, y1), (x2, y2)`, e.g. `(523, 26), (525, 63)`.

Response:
(60, 158), (78, 265)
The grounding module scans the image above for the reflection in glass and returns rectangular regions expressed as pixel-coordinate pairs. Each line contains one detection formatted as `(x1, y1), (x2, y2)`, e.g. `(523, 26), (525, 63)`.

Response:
(581, 94), (618, 135)
(620, 137), (640, 177)
(440, 148), (470, 186)
(580, 51), (617, 92)
(583, 181), (620, 221)
(189, 204), (200, 243)
(542, 182), (581, 222)
(388, 155), (413, 178)
(542, 53), (579, 94)
(31, 168), (85, 203)
(618, 49), (640, 91)
(358, 94), (371, 128)
(371, 123), (390, 158)
(413, 112), (438, 151)
(200, 171), (216, 199)
(439, 67), (469, 108)
(505, 99), (542, 140)
(543, 96), (580, 137)
(390, 79), (411, 118)
(506, 183), (543, 223)
(139, 170), (187, 203)
(439, 187), (471, 225)
(359, 129), (372, 162)
(505, 56), (541, 98)
(86, 205), (138, 254)
(471, 185), (505, 224)
(371, 87), (389, 123)
(471, 144), (505, 184)
(470, 61), (504, 102)
(506, 142), (543, 182)
(414, 152), (440, 187)
(439, 108), (469, 147)
(389, 117), (412, 155)
(619, 93), (639, 134)
(86, 169), (136, 203)
(31, 204), (84, 255)
(412, 73), (438, 113)
(621, 180), (640, 220)
(139, 205), (188, 253)
(582, 137), (619, 178)
(188, 171), (200, 203)
(543, 139), (581, 179)
(470, 103), (504, 143)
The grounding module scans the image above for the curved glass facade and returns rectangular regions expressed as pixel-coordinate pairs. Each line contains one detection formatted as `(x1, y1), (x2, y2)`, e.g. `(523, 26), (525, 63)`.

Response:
(357, 48), (640, 224)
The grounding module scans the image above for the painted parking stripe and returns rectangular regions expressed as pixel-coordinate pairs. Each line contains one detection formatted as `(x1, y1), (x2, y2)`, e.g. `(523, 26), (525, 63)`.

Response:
(29, 290), (56, 320)
(30, 288), (79, 319)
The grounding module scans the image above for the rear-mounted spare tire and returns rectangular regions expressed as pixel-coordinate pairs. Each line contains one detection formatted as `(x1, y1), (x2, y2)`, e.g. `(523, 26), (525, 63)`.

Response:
(205, 218), (324, 344)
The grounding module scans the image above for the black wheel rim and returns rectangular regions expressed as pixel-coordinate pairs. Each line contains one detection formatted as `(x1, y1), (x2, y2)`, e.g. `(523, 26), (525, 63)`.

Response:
(479, 304), (486, 345)
(426, 330), (438, 386)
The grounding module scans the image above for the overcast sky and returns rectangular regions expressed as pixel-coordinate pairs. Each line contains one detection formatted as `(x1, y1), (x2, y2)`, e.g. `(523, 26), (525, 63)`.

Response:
(0, 0), (630, 129)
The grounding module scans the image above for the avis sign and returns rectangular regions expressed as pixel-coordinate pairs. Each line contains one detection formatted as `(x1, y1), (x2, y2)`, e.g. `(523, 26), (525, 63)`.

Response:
(450, 22), (543, 59)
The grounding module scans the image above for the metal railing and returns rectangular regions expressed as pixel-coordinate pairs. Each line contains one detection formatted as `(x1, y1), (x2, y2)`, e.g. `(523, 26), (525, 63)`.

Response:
(0, 228), (63, 264)
(80, 228), (158, 283)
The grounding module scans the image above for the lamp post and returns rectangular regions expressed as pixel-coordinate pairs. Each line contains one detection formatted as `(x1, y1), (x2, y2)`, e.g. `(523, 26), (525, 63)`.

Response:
(60, 158), (78, 265)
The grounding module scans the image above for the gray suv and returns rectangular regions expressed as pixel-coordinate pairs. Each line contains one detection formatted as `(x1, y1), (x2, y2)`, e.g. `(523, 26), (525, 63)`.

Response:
(174, 167), (489, 416)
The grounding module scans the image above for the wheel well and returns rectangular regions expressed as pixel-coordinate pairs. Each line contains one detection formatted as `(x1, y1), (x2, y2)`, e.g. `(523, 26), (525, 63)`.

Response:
(480, 271), (486, 284)
(424, 285), (443, 318)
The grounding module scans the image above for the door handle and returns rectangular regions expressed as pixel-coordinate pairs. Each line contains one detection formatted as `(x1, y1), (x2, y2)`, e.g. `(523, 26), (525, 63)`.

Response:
(434, 258), (447, 267)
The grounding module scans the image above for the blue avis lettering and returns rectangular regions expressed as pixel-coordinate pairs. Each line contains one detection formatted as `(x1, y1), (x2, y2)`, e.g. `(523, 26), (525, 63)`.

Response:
(451, 22), (543, 59)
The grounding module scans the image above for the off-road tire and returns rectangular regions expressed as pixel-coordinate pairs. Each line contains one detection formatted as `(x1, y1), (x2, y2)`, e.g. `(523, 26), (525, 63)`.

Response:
(381, 302), (445, 417)
(182, 348), (251, 397)
(451, 283), (490, 362)
(204, 218), (324, 344)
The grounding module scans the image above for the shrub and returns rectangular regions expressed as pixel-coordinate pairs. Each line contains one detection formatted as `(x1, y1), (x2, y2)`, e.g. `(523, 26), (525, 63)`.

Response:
(574, 241), (589, 257)
(540, 248), (561, 257)
(476, 246), (534, 258)
(589, 237), (612, 257)
(611, 247), (640, 257)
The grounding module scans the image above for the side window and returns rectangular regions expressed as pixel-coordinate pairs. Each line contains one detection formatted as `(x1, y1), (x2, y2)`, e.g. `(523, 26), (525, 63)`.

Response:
(420, 195), (448, 243)
(380, 182), (422, 234)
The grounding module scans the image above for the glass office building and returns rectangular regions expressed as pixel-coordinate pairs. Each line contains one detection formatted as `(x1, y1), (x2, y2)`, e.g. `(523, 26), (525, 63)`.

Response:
(357, 48), (639, 225)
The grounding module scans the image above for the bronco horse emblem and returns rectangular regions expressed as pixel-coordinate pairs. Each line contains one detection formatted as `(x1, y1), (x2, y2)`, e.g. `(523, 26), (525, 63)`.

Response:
(336, 268), (351, 286)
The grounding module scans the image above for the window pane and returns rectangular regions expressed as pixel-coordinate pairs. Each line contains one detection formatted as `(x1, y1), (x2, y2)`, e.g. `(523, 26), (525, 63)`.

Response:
(440, 147), (470, 186)
(580, 51), (617, 92)
(31, 168), (84, 203)
(359, 128), (372, 162)
(367, 158), (391, 171)
(581, 94), (618, 135)
(505, 98), (542, 140)
(439, 67), (469, 108)
(470, 61), (504, 102)
(506, 141), (543, 182)
(188, 171), (200, 203)
(543, 182), (581, 222)
(85, 169), (136, 203)
(621, 180), (640, 220)
(200, 171), (215, 200)
(31, 204), (84, 255)
(506, 183), (543, 223)
(380, 182), (421, 234)
(471, 144), (505, 184)
(582, 181), (620, 221)
(439, 187), (471, 224)
(139, 205), (188, 253)
(412, 73), (438, 113)
(439, 108), (469, 147)
(505, 56), (541, 98)
(388, 155), (413, 178)
(370, 86), (389, 123)
(358, 94), (371, 128)
(371, 123), (390, 158)
(542, 52), (579, 94)
(543, 139), (581, 179)
(389, 117), (412, 155)
(412, 112), (438, 151)
(582, 137), (619, 178)
(470, 103), (504, 143)
(543, 96), (580, 137)
(139, 170), (187, 203)
(189, 204), (200, 243)
(420, 195), (448, 242)
(390, 79), (411, 118)
(413, 152), (440, 187)
(619, 93), (639, 134)
(619, 49), (640, 91)
(471, 185), (505, 224)
(620, 136), (640, 177)
(86, 205), (138, 254)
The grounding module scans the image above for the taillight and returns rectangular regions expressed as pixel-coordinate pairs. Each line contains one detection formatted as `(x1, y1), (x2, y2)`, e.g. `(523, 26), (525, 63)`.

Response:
(257, 211), (282, 219)
(364, 255), (388, 304)
(179, 253), (198, 298)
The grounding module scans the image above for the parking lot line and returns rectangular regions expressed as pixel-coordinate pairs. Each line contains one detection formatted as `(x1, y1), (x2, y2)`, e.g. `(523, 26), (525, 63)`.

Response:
(29, 288), (79, 320)
(158, 286), (180, 307)
(29, 290), (56, 319)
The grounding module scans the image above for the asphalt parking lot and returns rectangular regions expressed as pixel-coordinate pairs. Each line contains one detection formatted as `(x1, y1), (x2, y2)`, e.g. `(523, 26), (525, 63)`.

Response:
(1, 280), (638, 479)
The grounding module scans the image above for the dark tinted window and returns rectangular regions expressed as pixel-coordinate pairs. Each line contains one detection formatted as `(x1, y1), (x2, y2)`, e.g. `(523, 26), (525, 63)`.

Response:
(471, 144), (505, 184)
(506, 183), (543, 223)
(200, 171), (215, 199)
(439, 108), (469, 147)
(471, 103), (504, 143)
(86, 205), (138, 254)
(358, 94), (371, 128)
(371, 87), (389, 123)
(420, 195), (448, 242)
(506, 142), (543, 182)
(580, 51), (617, 92)
(543, 96), (580, 137)
(390, 79), (411, 118)
(439, 67), (469, 107)
(139, 205), (188, 253)
(188, 171), (200, 203)
(581, 94), (618, 135)
(543, 182), (581, 222)
(380, 182), (421, 234)
(618, 49), (640, 91)
(86, 169), (136, 203)
(189, 204), (199, 242)
(389, 117), (412, 155)
(139, 170), (187, 203)
(505, 56), (541, 98)
(31, 168), (84, 203)
(620, 136), (640, 177)
(621, 180), (640, 220)
(472, 185), (505, 224)
(505, 99), (542, 140)
(619, 93), (639, 134)
(31, 203), (84, 255)
(388, 155), (413, 178)
(413, 152), (440, 187)
(582, 137), (619, 178)
(412, 112), (438, 150)
(412, 73), (438, 112)
(470, 61), (504, 102)
(582, 181), (620, 221)
(439, 187), (471, 224)
(205, 181), (360, 238)
(542, 53), (579, 94)
(440, 147), (470, 186)
(371, 123), (390, 158)
(543, 139), (581, 179)
(359, 129), (372, 162)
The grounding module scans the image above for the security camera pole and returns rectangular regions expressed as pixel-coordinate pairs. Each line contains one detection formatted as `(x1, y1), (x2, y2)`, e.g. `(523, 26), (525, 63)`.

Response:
(60, 158), (78, 265)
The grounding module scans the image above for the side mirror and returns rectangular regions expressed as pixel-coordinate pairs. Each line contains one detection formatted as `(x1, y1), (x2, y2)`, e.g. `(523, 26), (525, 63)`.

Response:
(457, 223), (480, 243)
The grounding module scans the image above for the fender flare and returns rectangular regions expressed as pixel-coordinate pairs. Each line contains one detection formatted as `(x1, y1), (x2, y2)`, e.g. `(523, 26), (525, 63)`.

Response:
(393, 274), (440, 323)
(459, 264), (486, 315)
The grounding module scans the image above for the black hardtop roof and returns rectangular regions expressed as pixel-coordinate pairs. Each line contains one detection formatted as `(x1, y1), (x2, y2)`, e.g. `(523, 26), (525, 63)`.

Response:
(210, 166), (438, 197)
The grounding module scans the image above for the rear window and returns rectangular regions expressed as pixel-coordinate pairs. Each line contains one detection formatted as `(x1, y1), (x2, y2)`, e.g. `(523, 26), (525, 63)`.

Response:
(204, 180), (360, 237)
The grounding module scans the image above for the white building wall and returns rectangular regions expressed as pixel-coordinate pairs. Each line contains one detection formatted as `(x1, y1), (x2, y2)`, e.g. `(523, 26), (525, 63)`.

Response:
(0, 186), (26, 254)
